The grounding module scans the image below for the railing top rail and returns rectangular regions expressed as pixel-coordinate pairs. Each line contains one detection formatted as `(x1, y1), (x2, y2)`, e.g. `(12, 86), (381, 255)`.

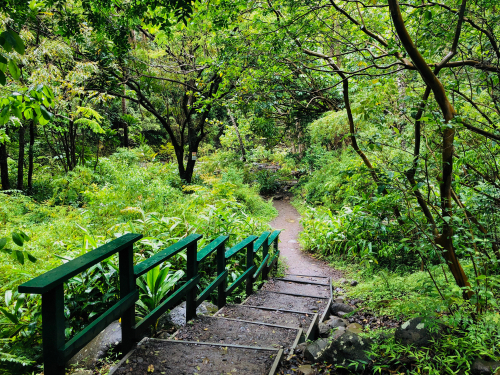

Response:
(225, 235), (258, 259)
(253, 231), (270, 253)
(134, 233), (202, 277)
(197, 235), (228, 263)
(18, 233), (143, 294)
(268, 230), (281, 245)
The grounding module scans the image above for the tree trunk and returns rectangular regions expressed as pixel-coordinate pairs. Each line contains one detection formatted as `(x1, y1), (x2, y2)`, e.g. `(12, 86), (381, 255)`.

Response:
(302, 47), (404, 223)
(228, 109), (246, 161)
(81, 128), (85, 166)
(17, 125), (25, 191)
(28, 121), (35, 190)
(122, 90), (129, 147)
(388, 0), (472, 298)
(70, 120), (77, 170)
(0, 131), (10, 190)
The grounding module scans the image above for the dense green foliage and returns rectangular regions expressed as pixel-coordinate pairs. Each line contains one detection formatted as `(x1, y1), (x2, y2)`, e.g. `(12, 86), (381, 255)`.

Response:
(0, 148), (276, 372)
(1, 0), (500, 373)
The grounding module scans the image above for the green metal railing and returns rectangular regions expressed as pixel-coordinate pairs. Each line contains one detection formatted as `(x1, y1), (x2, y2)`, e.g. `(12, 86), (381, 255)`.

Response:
(18, 230), (280, 375)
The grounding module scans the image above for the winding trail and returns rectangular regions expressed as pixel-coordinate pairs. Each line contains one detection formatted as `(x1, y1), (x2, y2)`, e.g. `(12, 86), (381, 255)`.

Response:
(270, 199), (342, 279)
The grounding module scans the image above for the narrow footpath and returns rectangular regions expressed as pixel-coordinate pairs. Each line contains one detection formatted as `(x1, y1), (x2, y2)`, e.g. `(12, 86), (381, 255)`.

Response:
(270, 199), (342, 279)
(109, 199), (341, 375)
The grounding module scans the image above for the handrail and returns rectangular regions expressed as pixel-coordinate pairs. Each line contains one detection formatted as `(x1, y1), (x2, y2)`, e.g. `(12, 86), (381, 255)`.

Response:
(225, 235), (257, 258)
(254, 253), (270, 279)
(134, 233), (202, 277)
(60, 290), (138, 362)
(254, 231), (270, 253)
(197, 235), (228, 262)
(18, 230), (280, 375)
(268, 230), (280, 246)
(19, 233), (143, 294)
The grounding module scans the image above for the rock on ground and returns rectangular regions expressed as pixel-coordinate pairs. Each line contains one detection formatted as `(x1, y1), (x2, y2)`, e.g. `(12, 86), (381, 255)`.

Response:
(305, 332), (371, 372)
(346, 323), (363, 334)
(71, 370), (93, 375)
(158, 301), (218, 329)
(394, 317), (439, 347)
(297, 364), (314, 375)
(330, 302), (354, 316)
(319, 316), (348, 337)
(67, 321), (121, 369)
(471, 358), (500, 375)
(326, 316), (348, 329)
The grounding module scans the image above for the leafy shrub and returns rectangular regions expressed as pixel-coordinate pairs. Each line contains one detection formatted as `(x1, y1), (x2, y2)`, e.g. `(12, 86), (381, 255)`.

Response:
(255, 169), (280, 195)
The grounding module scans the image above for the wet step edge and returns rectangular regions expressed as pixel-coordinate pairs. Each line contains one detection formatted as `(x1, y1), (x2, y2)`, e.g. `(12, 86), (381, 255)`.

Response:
(215, 305), (318, 341)
(172, 315), (301, 350)
(109, 338), (284, 375)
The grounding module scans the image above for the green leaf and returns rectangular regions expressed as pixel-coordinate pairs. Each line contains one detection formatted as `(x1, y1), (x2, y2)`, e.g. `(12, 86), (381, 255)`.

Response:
(27, 253), (37, 263)
(14, 250), (24, 266)
(0, 238), (6, 250)
(19, 231), (30, 242)
(8, 31), (25, 55)
(0, 31), (24, 55)
(14, 250), (24, 265)
(12, 232), (24, 247)
(11, 105), (22, 119)
(8, 60), (21, 80)
(14, 294), (24, 312)
(0, 55), (6, 64)
(0, 70), (5, 85)
(0, 106), (10, 125)
(0, 32), (12, 52)
(0, 308), (19, 324)
(4, 290), (12, 306)
(40, 105), (53, 120)
(42, 85), (54, 100)
(23, 108), (33, 119)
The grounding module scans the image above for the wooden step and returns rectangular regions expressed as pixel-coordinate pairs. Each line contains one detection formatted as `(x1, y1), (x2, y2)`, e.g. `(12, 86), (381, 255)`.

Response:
(244, 291), (330, 316)
(282, 274), (330, 285)
(109, 338), (282, 375)
(262, 279), (332, 298)
(216, 304), (319, 341)
(173, 316), (301, 350)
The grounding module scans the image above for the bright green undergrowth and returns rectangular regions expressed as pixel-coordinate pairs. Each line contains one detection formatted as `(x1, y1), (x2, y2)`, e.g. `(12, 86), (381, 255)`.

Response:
(331, 262), (500, 373)
(0, 148), (277, 373)
(293, 148), (500, 373)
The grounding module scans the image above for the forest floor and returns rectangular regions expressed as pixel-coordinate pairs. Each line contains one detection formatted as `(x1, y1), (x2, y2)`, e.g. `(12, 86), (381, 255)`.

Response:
(269, 198), (342, 280)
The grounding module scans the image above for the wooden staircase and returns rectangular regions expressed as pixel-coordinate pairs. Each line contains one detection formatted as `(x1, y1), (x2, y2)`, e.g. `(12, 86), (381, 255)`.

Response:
(109, 274), (332, 375)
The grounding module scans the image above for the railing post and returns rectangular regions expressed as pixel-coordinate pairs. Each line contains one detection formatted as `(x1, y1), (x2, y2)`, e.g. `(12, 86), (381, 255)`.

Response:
(41, 284), (65, 375)
(273, 237), (279, 271)
(185, 241), (198, 322)
(119, 244), (135, 351)
(246, 242), (254, 296)
(261, 238), (270, 281)
(217, 243), (227, 309)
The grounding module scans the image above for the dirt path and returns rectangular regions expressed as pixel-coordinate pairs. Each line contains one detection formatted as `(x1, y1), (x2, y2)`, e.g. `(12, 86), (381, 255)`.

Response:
(269, 199), (342, 279)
